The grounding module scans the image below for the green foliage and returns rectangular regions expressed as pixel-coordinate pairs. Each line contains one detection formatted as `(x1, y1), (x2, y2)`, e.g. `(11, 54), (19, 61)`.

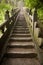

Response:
(24, 0), (43, 19)
(24, 0), (42, 8)
(38, 7), (43, 19)
(0, 2), (12, 24)
(0, 3), (12, 10)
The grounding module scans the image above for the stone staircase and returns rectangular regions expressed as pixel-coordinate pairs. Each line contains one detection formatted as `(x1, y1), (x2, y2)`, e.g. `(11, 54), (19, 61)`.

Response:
(1, 12), (40, 65)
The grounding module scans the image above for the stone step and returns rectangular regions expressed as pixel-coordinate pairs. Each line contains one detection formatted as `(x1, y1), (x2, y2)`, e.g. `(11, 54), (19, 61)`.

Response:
(8, 42), (34, 48)
(6, 48), (37, 58)
(1, 57), (40, 65)
(13, 30), (30, 32)
(13, 30), (30, 33)
(16, 23), (27, 25)
(13, 27), (29, 30)
(16, 24), (27, 26)
(15, 26), (29, 28)
(9, 37), (32, 42)
(16, 21), (26, 23)
(16, 22), (27, 24)
(11, 34), (31, 37)
(17, 23), (26, 25)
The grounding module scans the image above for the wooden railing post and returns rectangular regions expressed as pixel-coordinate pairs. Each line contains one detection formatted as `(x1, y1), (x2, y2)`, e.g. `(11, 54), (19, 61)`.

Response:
(5, 10), (10, 21)
(29, 9), (32, 15)
(1, 27), (4, 33)
(33, 8), (37, 36)
(11, 9), (14, 16)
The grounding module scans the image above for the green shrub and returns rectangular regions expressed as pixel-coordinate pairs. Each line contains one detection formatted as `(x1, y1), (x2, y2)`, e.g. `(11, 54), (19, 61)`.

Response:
(0, 3), (12, 24)
(38, 7), (43, 19)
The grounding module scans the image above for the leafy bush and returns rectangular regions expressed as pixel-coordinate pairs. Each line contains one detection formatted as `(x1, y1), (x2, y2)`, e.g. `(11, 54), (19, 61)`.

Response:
(24, 0), (43, 19)
(0, 3), (12, 24)
(38, 7), (43, 19)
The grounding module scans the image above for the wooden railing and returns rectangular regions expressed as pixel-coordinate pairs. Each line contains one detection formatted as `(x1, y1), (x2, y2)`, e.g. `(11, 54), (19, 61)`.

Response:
(36, 19), (43, 38)
(0, 8), (20, 63)
(23, 9), (43, 65)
